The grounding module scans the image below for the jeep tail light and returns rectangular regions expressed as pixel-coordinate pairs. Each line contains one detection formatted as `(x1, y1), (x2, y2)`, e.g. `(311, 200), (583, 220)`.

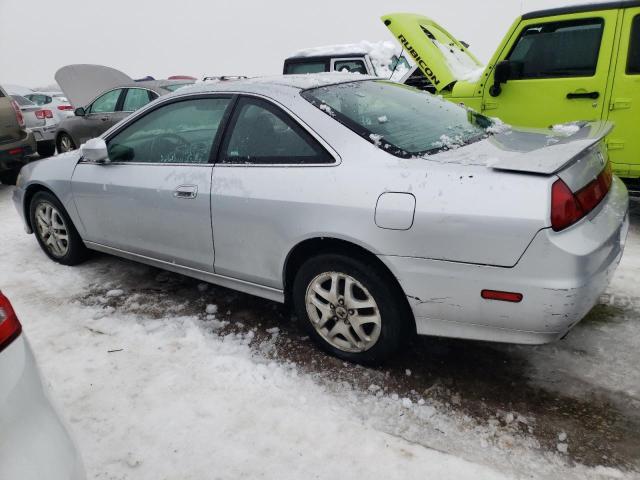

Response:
(35, 109), (53, 119)
(551, 163), (612, 232)
(10, 100), (25, 128)
(0, 292), (22, 353)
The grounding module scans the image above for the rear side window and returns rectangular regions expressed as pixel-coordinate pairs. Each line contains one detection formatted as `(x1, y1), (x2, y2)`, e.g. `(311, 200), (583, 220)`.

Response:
(508, 18), (604, 78)
(285, 61), (327, 74)
(221, 97), (333, 165)
(334, 59), (367, 74)
(122, 88), (153, 112)
(627, 15), (640, 74)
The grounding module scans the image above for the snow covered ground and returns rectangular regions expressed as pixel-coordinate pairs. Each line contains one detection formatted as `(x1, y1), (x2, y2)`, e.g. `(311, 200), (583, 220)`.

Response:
(1, 184), (639, 479)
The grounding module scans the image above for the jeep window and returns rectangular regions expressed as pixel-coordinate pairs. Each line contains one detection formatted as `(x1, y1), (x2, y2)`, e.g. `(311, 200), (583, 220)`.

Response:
(285, 61), (327, 75)
(507, 18), (604, 78)
(334, 60), (367, 74)
(628, 15), (640, 74)
(303, 80), (487, 158)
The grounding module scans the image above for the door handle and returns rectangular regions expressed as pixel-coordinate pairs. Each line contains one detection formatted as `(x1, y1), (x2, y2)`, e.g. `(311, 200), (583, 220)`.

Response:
(566, 91), (599, 99)
(100, 116), (110, 121)
(173, 184), (198, 199)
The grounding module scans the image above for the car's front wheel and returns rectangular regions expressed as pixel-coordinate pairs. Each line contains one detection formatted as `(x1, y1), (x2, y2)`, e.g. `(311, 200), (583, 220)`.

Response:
(29, 191), (88, 265)
(293, 253), (409, 364)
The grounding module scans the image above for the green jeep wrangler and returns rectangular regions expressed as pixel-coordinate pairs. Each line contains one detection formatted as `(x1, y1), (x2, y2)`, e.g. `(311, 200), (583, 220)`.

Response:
(383, 1), (640, 182)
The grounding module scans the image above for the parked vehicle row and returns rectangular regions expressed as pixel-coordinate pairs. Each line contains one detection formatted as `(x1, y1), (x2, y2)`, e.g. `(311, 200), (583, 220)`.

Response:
(12, 74), (629, 364)
(54, 64), (194, 153)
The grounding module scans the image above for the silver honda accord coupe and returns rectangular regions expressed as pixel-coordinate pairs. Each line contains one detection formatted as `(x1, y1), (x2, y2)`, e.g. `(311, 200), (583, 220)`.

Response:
(12, 74), (629, 363)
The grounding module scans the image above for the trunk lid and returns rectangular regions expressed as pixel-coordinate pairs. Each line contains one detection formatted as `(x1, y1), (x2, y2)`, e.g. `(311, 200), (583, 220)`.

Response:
(55, 64), (133, 108)
(381, 12), (484, 91)
(432, 122), (613, 190)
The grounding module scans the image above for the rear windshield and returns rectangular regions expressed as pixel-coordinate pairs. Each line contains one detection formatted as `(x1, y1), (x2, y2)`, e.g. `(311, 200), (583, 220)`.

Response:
(12, 95), (34, 106)
(163, 83), (193, 92)
(301, 80), (489, 158)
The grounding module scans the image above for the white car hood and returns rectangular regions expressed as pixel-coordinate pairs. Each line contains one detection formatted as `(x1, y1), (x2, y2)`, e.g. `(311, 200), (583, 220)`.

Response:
(55, 64), (132, 108)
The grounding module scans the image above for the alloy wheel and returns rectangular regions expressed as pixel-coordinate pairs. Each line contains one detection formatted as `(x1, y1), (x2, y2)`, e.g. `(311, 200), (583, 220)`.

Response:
(59, 135), (74, 152)
(305, 272), (382, 353)
(35, 202), (69, 257)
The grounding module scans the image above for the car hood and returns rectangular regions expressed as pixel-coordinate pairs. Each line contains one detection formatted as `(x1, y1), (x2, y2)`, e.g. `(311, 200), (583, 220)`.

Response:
(381, 13), (484, 91)
(55, 64), (133, 108)
(429, 121), (613, 175)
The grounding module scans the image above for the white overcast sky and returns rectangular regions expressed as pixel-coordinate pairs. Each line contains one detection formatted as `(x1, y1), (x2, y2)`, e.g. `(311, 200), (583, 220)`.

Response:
(1, 0), (595, 88)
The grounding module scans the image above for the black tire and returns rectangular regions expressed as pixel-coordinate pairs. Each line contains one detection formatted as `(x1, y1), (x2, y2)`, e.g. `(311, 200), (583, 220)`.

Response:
(292, 253), (410, 364)
(0, 169), (19, 185)
(29, 191), (88, 265)
(57, 133), (76, 153)
(36, 140), (56, 158)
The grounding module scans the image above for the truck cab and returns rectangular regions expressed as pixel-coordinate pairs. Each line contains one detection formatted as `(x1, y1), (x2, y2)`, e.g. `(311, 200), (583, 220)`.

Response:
(283, 42), (411, 78)
(383, 1), (640, 181)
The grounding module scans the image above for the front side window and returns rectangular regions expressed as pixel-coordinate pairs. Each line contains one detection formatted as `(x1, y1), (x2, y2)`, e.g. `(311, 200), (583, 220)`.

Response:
(221, 97), (333, 165)
(507, 18), (604, 78)
(334, 59), (367, 74)
(627, 15), (640, 74)
(107, 97), (231, 164)
(122, 88), (154, 112)
(90, 89), (122, 114)
(303, 80), (488, 158)
(285, 61), (327, 75)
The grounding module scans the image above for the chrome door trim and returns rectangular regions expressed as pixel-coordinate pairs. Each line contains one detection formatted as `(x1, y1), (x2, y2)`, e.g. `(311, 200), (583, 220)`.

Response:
(84, 241), (285, 303)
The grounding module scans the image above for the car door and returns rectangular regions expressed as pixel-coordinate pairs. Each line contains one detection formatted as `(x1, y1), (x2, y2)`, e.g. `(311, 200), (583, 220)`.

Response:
(211, 96), (336, 288)
(75, 88), (124, 145)
(482, 11), (619, 127)
(606, 7), (640, 178)
(71, 95), (233, 271)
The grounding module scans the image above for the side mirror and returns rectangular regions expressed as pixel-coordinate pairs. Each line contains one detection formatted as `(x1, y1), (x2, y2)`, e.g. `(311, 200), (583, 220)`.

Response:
(74, 107), (85, 117)
(81, 138), (110, 163)
(489, 60), (512, 97)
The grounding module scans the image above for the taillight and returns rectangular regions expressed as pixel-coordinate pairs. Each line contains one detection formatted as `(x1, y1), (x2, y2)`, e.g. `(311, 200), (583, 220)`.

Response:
(0, 292), (22, 353)
(551, 163), (612, 231)
(35, 109), (53, 119)
(57, 105), (73, 111)
(10, 100), (25, 128)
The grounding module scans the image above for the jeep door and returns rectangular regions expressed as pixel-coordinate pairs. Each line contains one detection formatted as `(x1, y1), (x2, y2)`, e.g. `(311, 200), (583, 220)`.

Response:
(481, 11), (619, 127)
(606, 7), (640, 178)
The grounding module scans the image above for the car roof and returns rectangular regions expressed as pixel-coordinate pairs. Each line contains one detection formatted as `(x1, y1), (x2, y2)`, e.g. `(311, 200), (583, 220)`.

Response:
(173, 73), (377, 97)
(522, 0), (640, 20)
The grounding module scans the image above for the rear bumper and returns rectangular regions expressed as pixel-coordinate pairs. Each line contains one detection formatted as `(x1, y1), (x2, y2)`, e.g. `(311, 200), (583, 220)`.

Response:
(0, 336), (85, 480)
(381, 177), (629, 345)
(32, 124), (57, 143)
(0, 131), (37, 171)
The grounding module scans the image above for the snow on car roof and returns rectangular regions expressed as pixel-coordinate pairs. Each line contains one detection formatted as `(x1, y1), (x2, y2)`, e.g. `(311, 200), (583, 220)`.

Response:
(175, 72), (378, 96)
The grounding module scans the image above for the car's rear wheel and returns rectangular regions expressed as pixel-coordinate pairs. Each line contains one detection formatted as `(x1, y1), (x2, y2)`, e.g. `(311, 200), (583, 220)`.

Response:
(29, 191), (88, 265)
(292, 253), (408, 364)
(37, 140), (56, 157)
(57, 133), (75, 153)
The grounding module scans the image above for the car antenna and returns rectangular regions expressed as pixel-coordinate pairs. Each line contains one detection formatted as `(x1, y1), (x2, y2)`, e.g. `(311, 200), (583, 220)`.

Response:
(389, 48), (404, 80)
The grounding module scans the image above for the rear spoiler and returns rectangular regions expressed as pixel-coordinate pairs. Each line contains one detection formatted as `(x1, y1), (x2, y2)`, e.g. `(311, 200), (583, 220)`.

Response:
(491, 122), (613, 175)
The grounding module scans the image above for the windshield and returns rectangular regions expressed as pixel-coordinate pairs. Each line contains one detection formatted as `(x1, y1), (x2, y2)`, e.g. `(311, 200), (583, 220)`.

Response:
(12, 95), (35, 106)
(301, 80), (490, 157)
